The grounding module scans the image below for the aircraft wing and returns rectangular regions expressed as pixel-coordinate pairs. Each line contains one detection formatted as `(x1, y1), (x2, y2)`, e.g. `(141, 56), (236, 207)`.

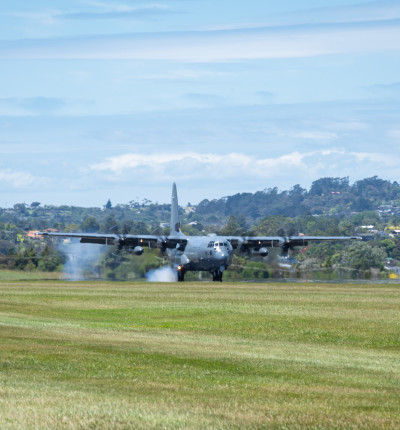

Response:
(38, 232), (160, 248)
(272, 235), (362, 247)
(226, 236), (283, 249)
(226, 235), (361, 253)
(38, 231), (187, 250)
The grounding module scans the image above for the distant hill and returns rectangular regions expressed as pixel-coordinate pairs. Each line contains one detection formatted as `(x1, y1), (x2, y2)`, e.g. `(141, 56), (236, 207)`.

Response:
(195, 176), (400, 223)
(1, 176), (400, 234)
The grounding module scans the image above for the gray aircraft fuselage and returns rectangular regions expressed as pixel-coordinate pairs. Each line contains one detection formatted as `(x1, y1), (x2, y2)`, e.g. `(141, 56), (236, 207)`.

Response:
(167, 235), (234, 274)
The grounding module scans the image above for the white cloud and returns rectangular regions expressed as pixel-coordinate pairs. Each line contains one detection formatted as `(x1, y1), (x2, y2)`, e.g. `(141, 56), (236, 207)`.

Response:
(288, 131), (338, 140)
(10, 10), (61, 26)
(0, 169), (48, 188)
(1, 19), (399, 61)
(349, 151), (400, 167)
(282, 1), (400, 25)
(59, 4), (173, 20)
(89, 149), (400, 192)
(90, 151), (316, 180)
(388, 129), (400, 139)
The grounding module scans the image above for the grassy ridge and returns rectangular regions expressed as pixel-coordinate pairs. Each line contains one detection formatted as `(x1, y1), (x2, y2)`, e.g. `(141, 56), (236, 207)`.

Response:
(0, 281), (399, 429)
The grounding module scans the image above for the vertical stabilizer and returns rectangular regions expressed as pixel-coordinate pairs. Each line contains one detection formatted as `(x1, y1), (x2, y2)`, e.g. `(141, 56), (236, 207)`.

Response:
(170, 183), (184, 236)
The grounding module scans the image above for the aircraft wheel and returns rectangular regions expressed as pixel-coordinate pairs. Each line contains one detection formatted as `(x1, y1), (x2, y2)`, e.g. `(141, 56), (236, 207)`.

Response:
(177, 269), (185, 282)
(212, 269), (223, 282)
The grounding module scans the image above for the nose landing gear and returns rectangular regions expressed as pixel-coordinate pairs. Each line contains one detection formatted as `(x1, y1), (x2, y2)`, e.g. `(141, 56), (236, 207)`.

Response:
(212, 269), (223, 282)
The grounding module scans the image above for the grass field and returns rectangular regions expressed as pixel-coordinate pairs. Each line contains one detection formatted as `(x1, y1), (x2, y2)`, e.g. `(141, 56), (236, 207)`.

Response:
(0, 281), (399, 429)
(0, 270), (62, 281)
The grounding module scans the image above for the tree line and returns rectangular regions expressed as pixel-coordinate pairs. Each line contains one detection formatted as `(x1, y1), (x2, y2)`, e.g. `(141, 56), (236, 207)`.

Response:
(1, 176), (399, 279)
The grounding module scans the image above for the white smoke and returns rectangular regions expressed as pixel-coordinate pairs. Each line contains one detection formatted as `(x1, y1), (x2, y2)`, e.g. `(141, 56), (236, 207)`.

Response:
(146, 266), (177, 282)
(59, 240), (105, 281)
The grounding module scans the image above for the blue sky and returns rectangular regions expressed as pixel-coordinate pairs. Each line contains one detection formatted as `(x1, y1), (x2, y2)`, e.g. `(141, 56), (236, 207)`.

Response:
(0, 0), (399, 207)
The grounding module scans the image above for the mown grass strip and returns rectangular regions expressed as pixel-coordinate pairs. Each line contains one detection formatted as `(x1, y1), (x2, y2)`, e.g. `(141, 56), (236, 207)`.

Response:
(0, 281), (399, 429)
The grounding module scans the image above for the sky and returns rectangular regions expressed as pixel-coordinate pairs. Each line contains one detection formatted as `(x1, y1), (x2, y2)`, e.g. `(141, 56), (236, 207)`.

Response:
(0, 0), (399, 207)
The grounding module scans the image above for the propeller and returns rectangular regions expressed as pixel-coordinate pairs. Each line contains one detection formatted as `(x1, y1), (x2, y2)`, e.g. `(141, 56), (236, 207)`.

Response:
(108, 225), (131, 253)
(277, 225), (297, 257)
(160, 240), (168, 254)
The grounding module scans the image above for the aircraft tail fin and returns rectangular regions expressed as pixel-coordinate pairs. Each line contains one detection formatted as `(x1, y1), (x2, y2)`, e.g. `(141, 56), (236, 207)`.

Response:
(170, 183), (184, 236)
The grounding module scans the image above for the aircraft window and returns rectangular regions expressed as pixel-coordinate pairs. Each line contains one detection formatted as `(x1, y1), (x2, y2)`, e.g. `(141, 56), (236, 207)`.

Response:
(223, 242), (228, 247)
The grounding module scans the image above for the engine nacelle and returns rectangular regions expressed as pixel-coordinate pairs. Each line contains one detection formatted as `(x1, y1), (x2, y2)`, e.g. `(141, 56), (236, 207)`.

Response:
(255, 247), (269, 257)
(131, 246), (144, 256)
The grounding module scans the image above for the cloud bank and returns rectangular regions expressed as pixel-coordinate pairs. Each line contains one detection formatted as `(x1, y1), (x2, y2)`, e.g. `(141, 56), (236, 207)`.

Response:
(1, 19), (399, 61)
(90, 150), (400, 185)
(59, 5), (174, 21)
(0, 169), (47, 188)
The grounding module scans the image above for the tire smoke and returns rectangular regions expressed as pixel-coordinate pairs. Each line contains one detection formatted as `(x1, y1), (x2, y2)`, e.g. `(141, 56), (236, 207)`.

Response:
(58, 240), (105, 280)
(146, 266), (177, 282)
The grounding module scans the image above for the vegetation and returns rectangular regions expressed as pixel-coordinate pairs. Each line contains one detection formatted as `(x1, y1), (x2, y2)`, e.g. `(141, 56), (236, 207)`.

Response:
(1, 176), (400, 280)
(196, 176), (400, 219)
(0, 281), (399, 429)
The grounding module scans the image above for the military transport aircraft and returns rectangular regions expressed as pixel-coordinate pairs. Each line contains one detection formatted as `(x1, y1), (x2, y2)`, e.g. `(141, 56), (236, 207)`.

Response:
(39, 183), (361, 282)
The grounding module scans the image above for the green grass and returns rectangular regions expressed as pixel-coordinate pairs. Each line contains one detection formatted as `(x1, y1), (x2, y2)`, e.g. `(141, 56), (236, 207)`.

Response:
(0, 281), (399, 429)
(0, 270), (63, 281)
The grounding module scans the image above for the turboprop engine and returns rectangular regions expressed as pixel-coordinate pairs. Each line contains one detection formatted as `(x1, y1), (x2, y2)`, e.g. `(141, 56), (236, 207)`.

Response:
(130, 246), (144, 255)
(254, 247), (269, 257)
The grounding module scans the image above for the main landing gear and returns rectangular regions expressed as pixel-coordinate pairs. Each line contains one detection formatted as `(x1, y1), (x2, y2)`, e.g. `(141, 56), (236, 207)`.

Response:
(212, 269), (223, 282)
(177, 266), (185, 282)
(177, 267), (223, 282)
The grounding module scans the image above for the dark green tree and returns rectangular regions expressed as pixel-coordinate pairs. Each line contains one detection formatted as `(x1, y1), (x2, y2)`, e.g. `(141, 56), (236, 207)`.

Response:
(102, 215), (119, 233)
(80, 216), (100, 233)
(341, 242), (386, 271)
(379, 239), (396, 258)
(219, 216), (247, 236)
(38, 245), (65, 272)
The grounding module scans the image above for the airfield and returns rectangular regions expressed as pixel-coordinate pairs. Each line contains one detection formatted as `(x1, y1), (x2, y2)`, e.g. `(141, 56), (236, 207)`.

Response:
(0, 280), (399, 429)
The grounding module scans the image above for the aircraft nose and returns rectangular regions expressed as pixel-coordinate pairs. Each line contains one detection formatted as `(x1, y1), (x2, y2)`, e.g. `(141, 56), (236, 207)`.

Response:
(216, 250), (226, 260)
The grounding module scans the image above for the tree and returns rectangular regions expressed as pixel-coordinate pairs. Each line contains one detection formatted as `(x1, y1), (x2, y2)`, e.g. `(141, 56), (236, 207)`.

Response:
(13, 203), (27, 213)
(219, 216), (246, 236)
(102, 215), (119, 233)
(0, 239), (14, 255)
(80, 216), (100, 233)
(65, 223), (80, 232)
(253, 215), (295, 236)
(105, 199), (112, 210)
(341, 242), (386, 271)
(38, 245), (65, 272)
(310, 177), (349, 196)
(379, 239), (396, 258)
